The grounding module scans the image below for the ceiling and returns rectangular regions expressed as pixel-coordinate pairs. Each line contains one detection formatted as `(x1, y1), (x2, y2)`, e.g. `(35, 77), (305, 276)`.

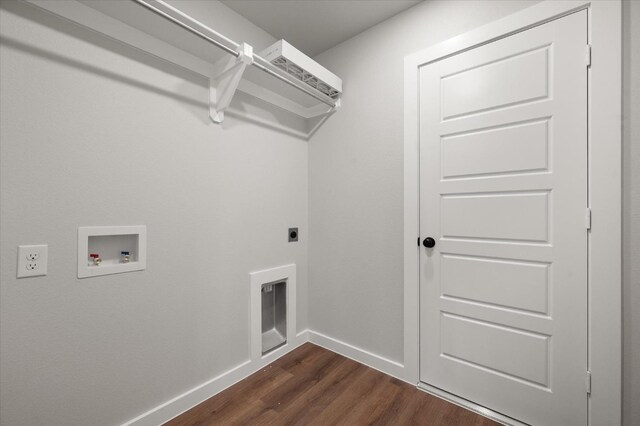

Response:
(221, 0), (423, 57)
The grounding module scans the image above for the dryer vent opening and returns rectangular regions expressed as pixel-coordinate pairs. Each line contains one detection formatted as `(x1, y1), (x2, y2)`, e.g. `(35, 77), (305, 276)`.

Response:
(261, 281), (287, 354)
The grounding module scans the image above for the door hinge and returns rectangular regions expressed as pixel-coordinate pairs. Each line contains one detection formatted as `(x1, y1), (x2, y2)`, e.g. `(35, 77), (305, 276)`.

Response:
(586, 208), (592, 230)
(585, 44), (592, 67)
(586, 370), (592, 394)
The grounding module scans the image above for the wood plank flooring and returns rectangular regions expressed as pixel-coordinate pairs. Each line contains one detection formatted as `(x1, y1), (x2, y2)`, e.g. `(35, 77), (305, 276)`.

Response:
(165, 343), (499, 426)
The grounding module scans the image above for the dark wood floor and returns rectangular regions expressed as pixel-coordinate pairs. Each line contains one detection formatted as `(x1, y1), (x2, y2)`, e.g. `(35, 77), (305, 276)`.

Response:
(166, 343), (498, 426)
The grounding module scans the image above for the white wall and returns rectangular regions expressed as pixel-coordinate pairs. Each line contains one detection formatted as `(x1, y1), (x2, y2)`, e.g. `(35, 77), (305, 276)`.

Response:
(622, 1), (640, 425)
(309, 1), (639, 425)
(0, 1), (308, 425)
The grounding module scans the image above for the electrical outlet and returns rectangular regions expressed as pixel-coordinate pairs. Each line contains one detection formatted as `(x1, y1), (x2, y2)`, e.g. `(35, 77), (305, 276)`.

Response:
(288, 227), (298, 242)
(17, 245), (48, 278)
(26, 251), (39, 261)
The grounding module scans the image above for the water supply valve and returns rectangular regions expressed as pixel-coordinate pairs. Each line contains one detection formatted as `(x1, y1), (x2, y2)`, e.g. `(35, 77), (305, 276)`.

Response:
(89, 253), (101, 266)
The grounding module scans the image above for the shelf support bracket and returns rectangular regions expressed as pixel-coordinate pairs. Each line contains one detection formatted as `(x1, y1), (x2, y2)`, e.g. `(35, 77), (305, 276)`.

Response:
(209, 42), (254, 123)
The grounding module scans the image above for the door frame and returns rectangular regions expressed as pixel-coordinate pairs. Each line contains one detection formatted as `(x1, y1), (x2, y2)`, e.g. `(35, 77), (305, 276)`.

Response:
(403, 1), (621, 425)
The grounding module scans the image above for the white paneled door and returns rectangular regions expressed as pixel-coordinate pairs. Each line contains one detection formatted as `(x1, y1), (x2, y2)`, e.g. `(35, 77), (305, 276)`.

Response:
(419, 10), (588, 426)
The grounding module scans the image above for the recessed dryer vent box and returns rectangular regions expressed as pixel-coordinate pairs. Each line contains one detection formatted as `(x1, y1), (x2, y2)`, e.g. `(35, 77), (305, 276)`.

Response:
(260, 40), (342, 100)
(250, 264), (296, 360)
(78, 225), (146, 278)
(261, 281), (287, 355)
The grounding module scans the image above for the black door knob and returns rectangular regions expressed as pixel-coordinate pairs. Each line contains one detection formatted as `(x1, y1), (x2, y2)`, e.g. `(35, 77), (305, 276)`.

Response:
(423, 237), (436, 248)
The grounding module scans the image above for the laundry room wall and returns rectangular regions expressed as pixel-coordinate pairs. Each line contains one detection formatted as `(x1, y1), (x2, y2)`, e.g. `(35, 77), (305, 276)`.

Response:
(0, 1), (308, 425)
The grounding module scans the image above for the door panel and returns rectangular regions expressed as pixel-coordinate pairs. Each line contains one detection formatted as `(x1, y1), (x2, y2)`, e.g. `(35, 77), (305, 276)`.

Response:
(440, 46), (550, 120)
(441, 119), (549, 179)
(441, 254), (550, 315)
(441, 191), (550, 242)
(441, 313), (550, 387)
(419, 11), (587, 426)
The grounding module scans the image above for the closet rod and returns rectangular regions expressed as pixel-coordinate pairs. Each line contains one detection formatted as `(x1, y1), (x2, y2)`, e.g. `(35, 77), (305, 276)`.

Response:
(133, 0), (337, 108)
(133, 0), (240, 57)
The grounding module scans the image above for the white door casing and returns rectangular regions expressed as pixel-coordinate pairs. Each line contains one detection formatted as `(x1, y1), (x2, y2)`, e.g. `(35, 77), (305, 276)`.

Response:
(419, 10), (587, 426)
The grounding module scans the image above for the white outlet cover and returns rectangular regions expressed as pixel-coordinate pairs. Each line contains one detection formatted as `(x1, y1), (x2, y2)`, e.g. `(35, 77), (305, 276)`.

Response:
(17, 245), (48, 278)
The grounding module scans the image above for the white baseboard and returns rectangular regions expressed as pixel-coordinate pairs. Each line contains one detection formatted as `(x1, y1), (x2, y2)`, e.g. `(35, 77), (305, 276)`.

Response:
(123, 331), (309, 426)
(121, 329), (410, 425)
(307, 330), (409, 384)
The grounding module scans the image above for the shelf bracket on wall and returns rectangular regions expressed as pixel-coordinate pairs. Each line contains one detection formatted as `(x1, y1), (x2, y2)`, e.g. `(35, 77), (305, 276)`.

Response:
(209, 42), (254, 123)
